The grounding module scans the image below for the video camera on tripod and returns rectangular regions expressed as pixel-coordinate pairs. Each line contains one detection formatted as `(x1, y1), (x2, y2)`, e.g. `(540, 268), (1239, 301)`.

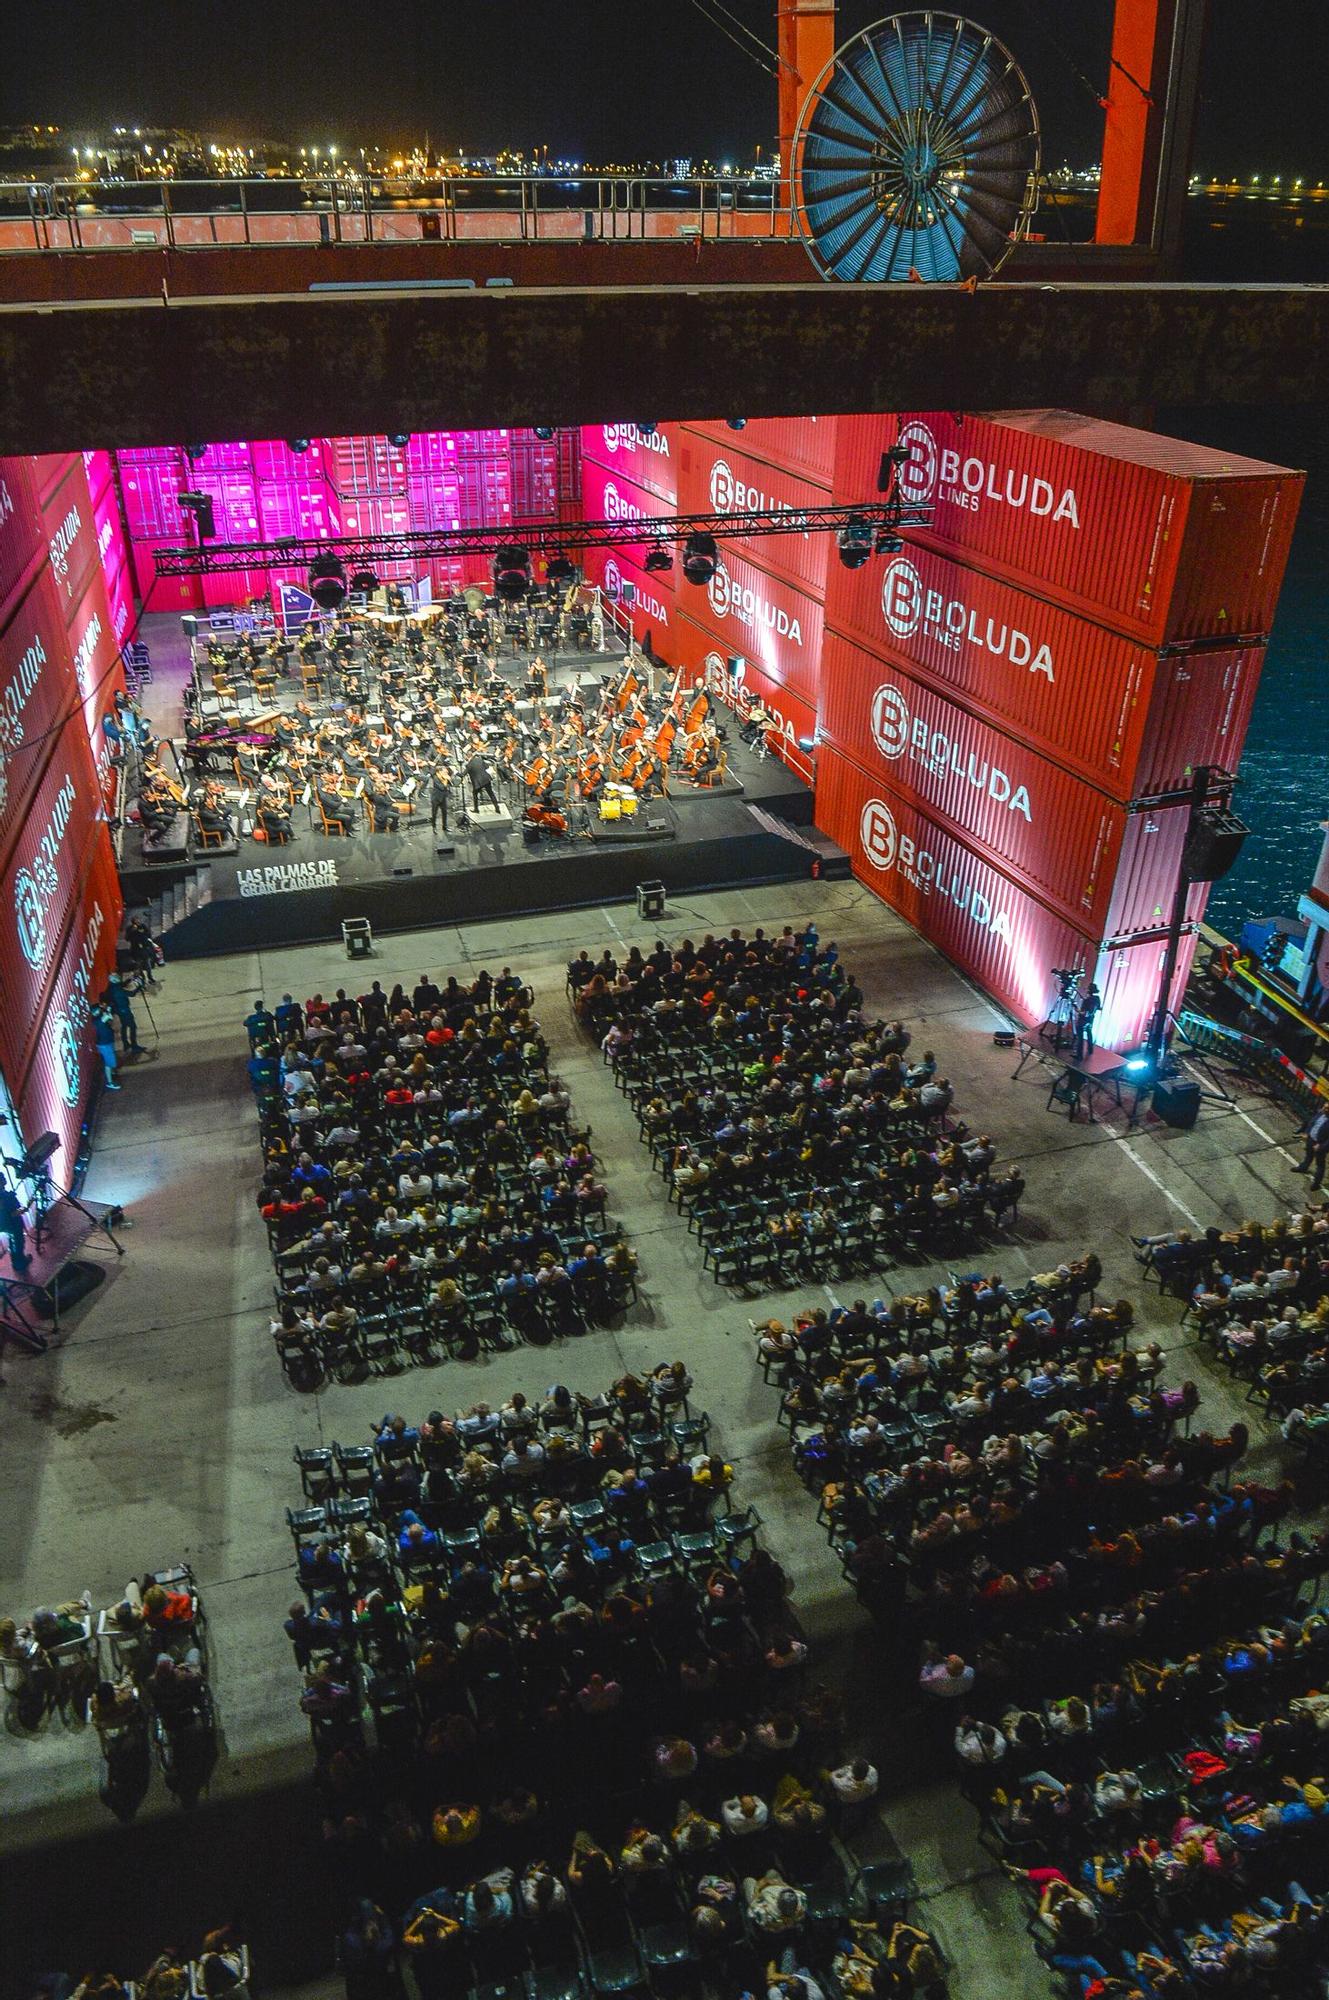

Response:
(1051, 966), (1083, 1001)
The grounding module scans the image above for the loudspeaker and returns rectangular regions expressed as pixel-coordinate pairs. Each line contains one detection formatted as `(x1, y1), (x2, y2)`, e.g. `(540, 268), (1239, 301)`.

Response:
(992, 1030), (1017, 1048)
(636, 880), (666, 920)
(392, 865), (414, 877)
(1153, 1076), (1201, 1130)
(33, 1258), (106, 1318)
(1182, 806), (1249, 882)
(435, 842), (455, 857)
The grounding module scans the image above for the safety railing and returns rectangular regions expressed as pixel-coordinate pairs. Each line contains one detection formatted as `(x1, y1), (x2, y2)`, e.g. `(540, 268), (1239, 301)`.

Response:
(0, 173), (794, 254)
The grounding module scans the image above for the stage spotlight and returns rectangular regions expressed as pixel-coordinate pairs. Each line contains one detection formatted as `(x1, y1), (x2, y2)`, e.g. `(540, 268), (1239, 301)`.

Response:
(178, 491), (216, 540)
(308, 550), (348, 610)
(184, 442), (207, 462)
(287, 437), (311, 454)
(546, 554), (576, 586)
(643, 544), (673, 574)
(681, 532), (718, 586)
(875, 530), (905, 556)
(637, 422), (658, 436)
(387, 433), (410, 449)
(1120, 1048), (1157, 1079)
(725, 418), (747, 432)
(533, 426), (555, 441)
(836, 514), (874, 569)
(494, 544), (532, 601)
(349, 568), (380, 594)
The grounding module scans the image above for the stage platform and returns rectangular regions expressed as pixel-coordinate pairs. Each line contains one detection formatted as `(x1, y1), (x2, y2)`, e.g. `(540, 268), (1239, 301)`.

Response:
(127, 735), (820, 959)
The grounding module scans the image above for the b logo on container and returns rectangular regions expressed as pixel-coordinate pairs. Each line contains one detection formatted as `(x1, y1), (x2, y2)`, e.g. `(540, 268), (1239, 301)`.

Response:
(709, 460), (735, 513)
(54, 1012), (82, 1108)
(15, 866), (47, 968)
(896, 423), (939, 506)
(870, 685), (910, 760)
(860, 799), (898, 872)
(706, 558), (734, 624)
(602, 557), (623, 600)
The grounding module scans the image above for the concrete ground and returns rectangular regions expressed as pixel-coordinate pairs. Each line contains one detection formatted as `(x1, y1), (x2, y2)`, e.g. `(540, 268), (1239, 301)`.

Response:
(0, 876), (1309, 1997)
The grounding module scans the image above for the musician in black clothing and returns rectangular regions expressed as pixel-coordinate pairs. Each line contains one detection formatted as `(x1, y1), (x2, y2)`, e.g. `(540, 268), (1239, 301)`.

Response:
(317, 787), (355, 835)
(430, 764), (451, 835)
(366, 781), (399, 833)
(467, 753), (499, 812)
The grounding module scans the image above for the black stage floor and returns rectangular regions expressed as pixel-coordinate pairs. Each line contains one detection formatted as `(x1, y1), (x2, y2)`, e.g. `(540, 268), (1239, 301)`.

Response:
(128, 670), (821, 956)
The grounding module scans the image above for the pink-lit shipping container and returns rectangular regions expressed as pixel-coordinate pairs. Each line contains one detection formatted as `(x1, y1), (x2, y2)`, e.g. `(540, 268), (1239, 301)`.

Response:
(669, 610), (815, 785)
(0, 456), (44, 625)
(579, 458), (675, 572)
(676, 540), (824, 712)
(579, 423), (678, 507)
(813, 744), (1198, 1050)
(82, 450), (116, 507)
(834, 410), (1304, 647)
(676, 428), (831, 601)
(102, 553), (137, 651)
(824, 539), (1265, 802)
(90, 475), (134, 598)
(0, 568), (83, 833)
(41, 460), (101, 622)
(582, 543), (677, 651)
(682, 416), (836, 488)
(131, 540), (202, 613)
(11, 831), (122, 1189)
(0, 713), (105, 1015)
(30, 453), (82, 505)
(815, 635), (1207, 940)
(66, 570), (128, 810)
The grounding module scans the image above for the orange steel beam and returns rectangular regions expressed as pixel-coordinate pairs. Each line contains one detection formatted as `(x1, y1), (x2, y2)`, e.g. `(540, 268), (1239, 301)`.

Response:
(776, 0), (837, 228)
(1095, 0), (1206, 257)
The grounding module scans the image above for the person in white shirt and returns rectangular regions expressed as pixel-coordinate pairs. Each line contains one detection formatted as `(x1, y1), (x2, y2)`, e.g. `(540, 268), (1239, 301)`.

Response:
(721, 1793), (769, 1838)
(919, 1649), (975, 1700)
(827, 1758), (879, 1805)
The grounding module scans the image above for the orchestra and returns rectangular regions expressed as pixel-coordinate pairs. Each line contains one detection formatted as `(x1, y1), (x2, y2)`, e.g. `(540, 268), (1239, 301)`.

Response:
(180, 585), (733, 852)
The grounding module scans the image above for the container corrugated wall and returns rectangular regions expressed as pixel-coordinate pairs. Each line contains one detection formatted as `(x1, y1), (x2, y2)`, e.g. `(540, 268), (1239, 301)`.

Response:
(40, 458), (101, 623)
(579, 423), (678, 506)
(0, 568), (83, 832)
(67, 567), (128, 811)
(0, 714), (105, 1003)
(0, 455), (43, 624)
(833, 410), (1303, 647)
(579, 458), (675, 571)
(675, 542), (824, 711)
(583, 543), (678, 652)
(677, 427), (831, 600)
(681, 416), (836, 488)
(813, 744), (1197, 1050)
(14, 831), (122, 1189)
(816, 636), (1124, 931)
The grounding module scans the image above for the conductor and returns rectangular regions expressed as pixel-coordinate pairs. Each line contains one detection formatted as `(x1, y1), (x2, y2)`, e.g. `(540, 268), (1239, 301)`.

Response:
(467, 752), (499, 813)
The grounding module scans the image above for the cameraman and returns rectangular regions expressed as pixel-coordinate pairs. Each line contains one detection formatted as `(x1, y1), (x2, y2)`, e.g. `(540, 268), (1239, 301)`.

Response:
(1073, 982), (1102, 1061)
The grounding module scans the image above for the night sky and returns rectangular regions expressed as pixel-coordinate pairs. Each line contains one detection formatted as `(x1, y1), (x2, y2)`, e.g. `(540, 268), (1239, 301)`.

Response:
(2, 1), (1323, 174)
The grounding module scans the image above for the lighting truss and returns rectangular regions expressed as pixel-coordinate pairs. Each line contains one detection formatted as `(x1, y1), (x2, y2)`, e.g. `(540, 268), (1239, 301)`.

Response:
(150, 502), (931, 577)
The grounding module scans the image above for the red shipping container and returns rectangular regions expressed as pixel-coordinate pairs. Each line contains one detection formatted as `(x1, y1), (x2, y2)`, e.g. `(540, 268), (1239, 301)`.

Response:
(11, 828), (122, 1187)
(676, 427), (831, 601)
(132, 541), (202, 613)
(42, 461), (101, 622)
(67, 570), (127, 809)
(816, 635), (1206, 940)
(580, 423), (678, 507)
(0, 714), (104, 1010)
(835, 410), (1304, 646)
(580, 459), (675, 572)
(679, 541), (824, 711)
(583, 544), (677, 651)
(31, 453), (82, 505)
(670, 610), (815, 785)
(91, 475), (134, 589)
(0, 569), (82, 837)
(682, 416), (836, 488)
(825, 539), (1265, 801)
(118, 452), (191, 540)
(813, 744), (1197, 1049)
(82, 450), (116, 506)
(0, 455), (43, 626)
(103, 551), (137, 652)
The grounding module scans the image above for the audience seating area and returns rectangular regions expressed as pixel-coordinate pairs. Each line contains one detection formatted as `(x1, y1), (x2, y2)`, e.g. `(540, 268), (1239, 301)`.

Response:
(42, 1928), (251, 2000)
(2, 1565), (217, 1815)
(282, 1368), (949, 1998)
(244, 973), (641, 1384)
(573, 926), (1024, 1289)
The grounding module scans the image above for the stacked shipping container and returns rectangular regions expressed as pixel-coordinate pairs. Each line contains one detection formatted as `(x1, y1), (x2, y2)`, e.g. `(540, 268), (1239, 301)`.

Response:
(816, 411), (1305, 1048)
(0, 454), (122, 1187)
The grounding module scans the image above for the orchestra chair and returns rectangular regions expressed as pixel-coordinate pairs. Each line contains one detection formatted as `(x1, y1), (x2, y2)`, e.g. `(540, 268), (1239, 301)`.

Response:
(317, 796), (355, 837)
(193, 812), (226, 849)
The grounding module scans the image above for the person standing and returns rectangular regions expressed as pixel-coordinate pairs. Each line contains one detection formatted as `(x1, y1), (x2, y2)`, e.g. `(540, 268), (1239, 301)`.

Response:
(1072, 983), (1101, 1062)
(467, 752), (498, 813)
(92, 1002), (122, 1092)
(105, 974), (144, 1054)
(1294, 1104), (1329, 1188)
(0, 1182), (30, 1269)
(430, 763), (451, 836)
